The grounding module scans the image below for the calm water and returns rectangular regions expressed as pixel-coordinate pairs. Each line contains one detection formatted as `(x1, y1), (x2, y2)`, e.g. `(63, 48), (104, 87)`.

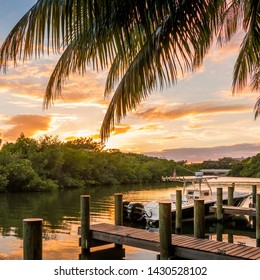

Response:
(0, 179), (259, 260)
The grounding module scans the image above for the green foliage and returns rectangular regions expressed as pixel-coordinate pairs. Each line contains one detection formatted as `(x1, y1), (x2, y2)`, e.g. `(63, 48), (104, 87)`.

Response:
(228, 154), (260, 178)
(64, 137), (105, 152)
(0, 134), (179, 192)
(202, 157), (240, 169)
(0, 166), (9, 192)
(5, 159), (37, 191)
(0, 134), (259, 193)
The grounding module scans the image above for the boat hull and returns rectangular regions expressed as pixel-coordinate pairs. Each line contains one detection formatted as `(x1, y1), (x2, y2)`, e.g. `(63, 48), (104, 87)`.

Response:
(144, 193), (250, 227)
(124, 193), (251, 226)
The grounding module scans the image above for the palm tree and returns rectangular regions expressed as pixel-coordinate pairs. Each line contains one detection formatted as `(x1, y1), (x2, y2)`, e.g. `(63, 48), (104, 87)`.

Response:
(0, 0), (259, 141)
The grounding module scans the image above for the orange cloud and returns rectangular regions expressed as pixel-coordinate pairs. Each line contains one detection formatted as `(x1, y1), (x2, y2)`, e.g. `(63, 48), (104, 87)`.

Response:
(162, 136), (178, 140)
(135, 102), (250, 121)
(1, 114), (52, 141)
(0, 58), (108, 108)
(112, 124), (132, 136)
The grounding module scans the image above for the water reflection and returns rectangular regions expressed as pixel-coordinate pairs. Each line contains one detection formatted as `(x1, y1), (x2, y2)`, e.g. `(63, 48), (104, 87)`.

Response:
(0, 183), (257, 259)
(0, 183), (176, 259)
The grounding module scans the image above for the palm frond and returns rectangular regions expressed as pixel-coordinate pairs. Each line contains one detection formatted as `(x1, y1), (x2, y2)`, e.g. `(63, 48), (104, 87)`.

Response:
(1, 0), (259, 138)
(100, 0), (227, 141)
(0, 0), (110, 69)
(232, 0), (260, 93)
(255, 97), (260, 119)
(44, 25), (118, 107)
(1, 0), (67, 69)
(217, 0), (243, 45)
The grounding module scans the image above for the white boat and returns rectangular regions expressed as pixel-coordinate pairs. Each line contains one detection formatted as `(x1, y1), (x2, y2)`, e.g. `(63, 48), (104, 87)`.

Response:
(141, 173), (251, 226)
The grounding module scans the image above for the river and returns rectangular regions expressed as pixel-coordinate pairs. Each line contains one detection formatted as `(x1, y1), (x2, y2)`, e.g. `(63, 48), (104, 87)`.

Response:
(0, 177), (259, 260)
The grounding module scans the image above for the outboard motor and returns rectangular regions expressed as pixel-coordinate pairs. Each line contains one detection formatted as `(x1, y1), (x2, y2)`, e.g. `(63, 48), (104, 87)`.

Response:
(126, 202), (145, 222)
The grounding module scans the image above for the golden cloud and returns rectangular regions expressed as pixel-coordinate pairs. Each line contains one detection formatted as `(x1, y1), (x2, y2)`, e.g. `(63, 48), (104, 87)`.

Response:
(135, 102), (251, 121)
(1, 114), (52, 141)
(162, 136), (178, 140)
(112, 124), (132, 136)
(0, 57), (109, 108)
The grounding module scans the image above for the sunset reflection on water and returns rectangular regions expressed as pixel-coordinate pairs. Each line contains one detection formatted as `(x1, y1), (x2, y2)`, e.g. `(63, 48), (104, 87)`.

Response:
(0, 181), (258, 260)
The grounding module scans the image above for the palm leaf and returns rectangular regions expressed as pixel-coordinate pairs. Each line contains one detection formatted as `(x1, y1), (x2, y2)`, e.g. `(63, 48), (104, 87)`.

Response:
(100, 0), (227, 140)
(217, 0), (260, 92)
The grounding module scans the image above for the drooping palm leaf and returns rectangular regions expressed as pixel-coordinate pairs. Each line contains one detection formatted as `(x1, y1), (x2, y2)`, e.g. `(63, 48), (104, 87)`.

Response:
(217, 0), (260, 100)
(0, 0), (259, 142)
(100, 0), (227, 140)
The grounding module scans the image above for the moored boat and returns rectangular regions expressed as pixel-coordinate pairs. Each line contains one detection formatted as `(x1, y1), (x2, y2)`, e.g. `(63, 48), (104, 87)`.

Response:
(125, 173), (251, 226)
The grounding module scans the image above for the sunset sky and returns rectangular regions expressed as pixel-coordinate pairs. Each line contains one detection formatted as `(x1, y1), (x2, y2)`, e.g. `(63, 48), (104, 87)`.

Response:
(0, 0), (259, 162)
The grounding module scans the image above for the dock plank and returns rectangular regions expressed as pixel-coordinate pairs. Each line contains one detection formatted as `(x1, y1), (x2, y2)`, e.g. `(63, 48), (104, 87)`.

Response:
(89, 223), (260, 260)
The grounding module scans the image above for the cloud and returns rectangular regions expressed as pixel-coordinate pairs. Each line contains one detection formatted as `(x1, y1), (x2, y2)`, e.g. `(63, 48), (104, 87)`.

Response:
(146, 143), (260, 162)
(137, 124), (160, 131)
(108, 123), (162, 139)
(1, 114), (52, 141)
(162, 136), (178, 140)
(205, 32), (244, 64)
(112, 124), (132, 136)
(135, 102), (251, 121)
(0, 56), (109, 108)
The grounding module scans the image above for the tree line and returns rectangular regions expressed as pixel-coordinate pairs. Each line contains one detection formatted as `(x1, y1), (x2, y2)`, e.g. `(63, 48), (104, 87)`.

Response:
(0, 134), (259, 193)
(0, 134), (185, 192)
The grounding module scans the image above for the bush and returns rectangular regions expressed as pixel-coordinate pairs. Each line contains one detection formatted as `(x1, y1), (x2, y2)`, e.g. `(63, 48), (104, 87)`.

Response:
(26, 176), (58, 192)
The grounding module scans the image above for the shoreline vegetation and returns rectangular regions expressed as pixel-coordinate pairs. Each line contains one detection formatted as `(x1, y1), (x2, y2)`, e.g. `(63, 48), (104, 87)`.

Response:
(0, 134), (259, 193)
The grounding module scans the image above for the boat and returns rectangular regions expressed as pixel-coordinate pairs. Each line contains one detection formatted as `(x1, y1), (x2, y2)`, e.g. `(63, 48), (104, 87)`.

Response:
(125, 172), (251, 226)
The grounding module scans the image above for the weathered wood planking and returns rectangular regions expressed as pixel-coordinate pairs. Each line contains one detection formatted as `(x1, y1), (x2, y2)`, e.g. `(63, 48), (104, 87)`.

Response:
(210, 205), (256, 216)
(90, 223), (260, 260)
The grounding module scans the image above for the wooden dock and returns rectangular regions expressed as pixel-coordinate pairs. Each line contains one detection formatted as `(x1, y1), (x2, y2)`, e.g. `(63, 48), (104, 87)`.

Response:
(89, 223), (260, 260)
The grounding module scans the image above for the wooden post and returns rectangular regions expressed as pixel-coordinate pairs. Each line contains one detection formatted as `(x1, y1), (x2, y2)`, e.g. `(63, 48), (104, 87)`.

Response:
(23, 218), (43, 260)
(81, 195), (90, 253)
(194, 199), (205, 239)
(114, 193), (123, 249)
(159, 202), (172, 260)
(216, 188), (223, 222)
(175, 190), (182, 234)
(251, 185), (257, 229)
(256, 193), (260, 247)
(216, 223), (223, 242)
(252, 185), (257, 208)
(228, 233), (234, 243)
(228, 185), (234, 206)
(115, 193), (123, 226)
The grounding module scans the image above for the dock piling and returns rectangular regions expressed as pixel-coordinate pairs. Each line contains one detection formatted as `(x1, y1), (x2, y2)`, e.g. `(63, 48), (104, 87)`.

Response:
(23, 218), (43, 260)
(251, 185), (257, 229)
(159, 202), (173, 260)
(114, 193), (123, 249)
(256, 194), (260, 247)
(216, 223), (223, 241)
(194, 199), (205, 239)
(216, 188), (223, 222)
(228, 233), (234, 243)
(115, 193), (123, 226)
(252, 185), (257, 208)
(228, 185), (234, 206)
(80, 195), (90, 253)
(175, 190), (182, 234)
